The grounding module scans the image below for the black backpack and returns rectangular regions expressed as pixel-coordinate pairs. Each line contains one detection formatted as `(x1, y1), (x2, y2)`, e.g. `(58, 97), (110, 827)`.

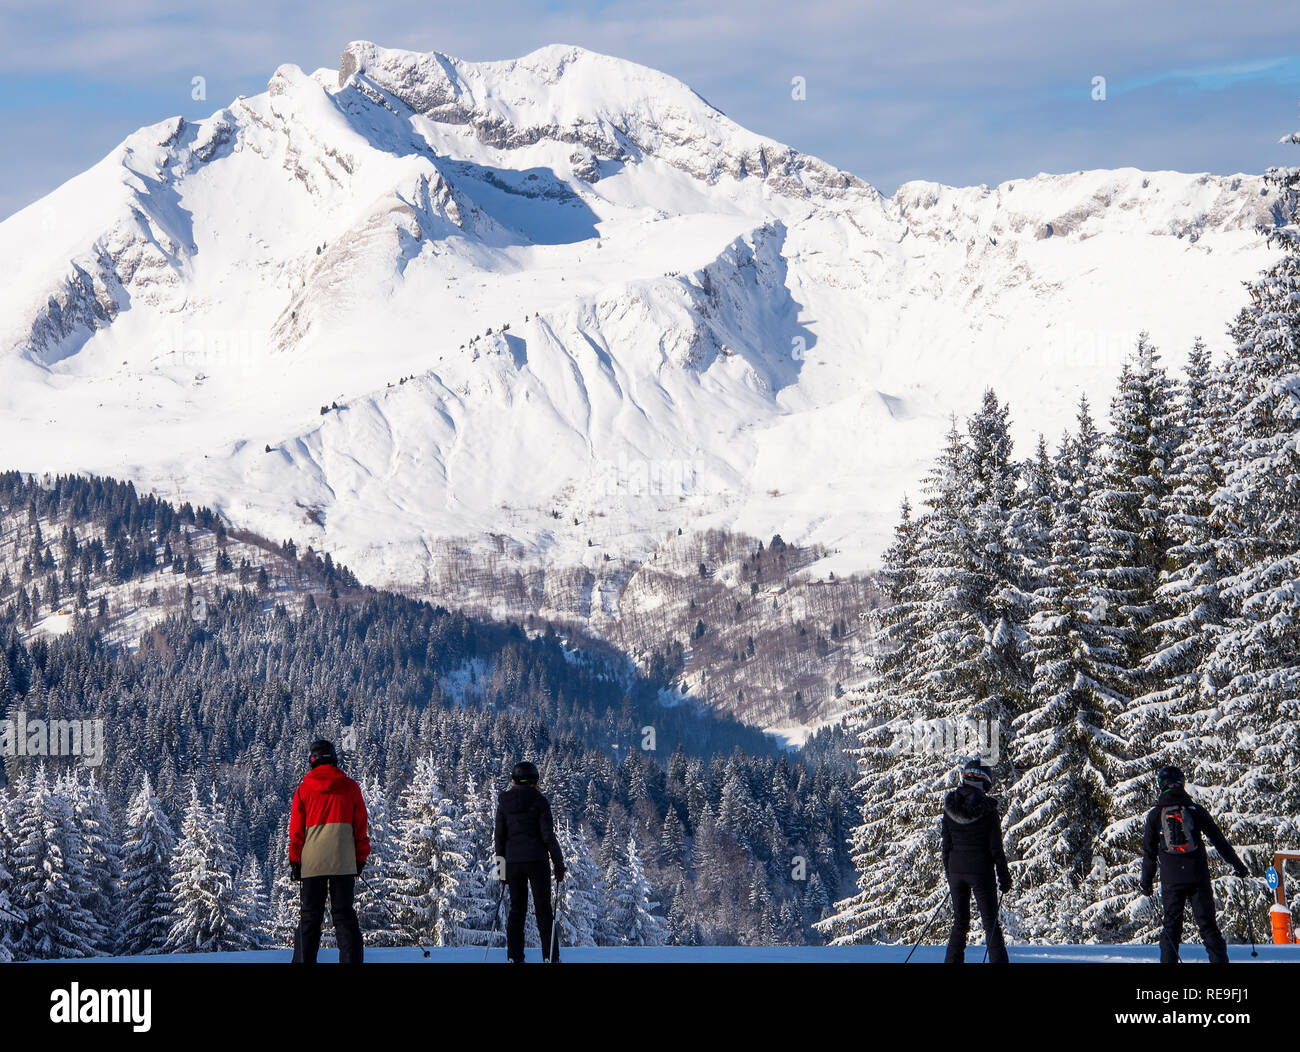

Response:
(1159, 804), (1201, 855)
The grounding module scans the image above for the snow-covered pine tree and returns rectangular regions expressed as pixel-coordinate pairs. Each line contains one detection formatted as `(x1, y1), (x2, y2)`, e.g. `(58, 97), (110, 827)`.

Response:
(912, 401), (1028, 751)
(606, 836), (669, 946)
(555, 822), (600, 947)
(1004, 400), (1126, 942)
(803, 870), (831, 927)
(685, 803), (722, 927)
(1205, 122), (1300, 862)
(120, 773), (176, 956)
(1012, 434), (1057, 598)
(392, 755), (472, 946)
(814, 680), (949, 946)
(817, 497), (939, 946)
(660, 806), (686, 876)
(666, 876), (699, 946)
(63, 770), (122, 955)
(1086, 337), (1181, 938)
(453, 776), (500, 946)
(267, 822), (300, 951)
(166, 782), (247, 953)
(963, 388), (1033, 727)
(1099, 341), (1232, 941)
(717, 760), (760, 852)
(1138, 340), (1228, 763)
(236, 854), (271, 949)
(10, 768), (99, 958)
(598, 853), (625, 946)
(0, 784), (22, 962)
(353, 775), (404, 946)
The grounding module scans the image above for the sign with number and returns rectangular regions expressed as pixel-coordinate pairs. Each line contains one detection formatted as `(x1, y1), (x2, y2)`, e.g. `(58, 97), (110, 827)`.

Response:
(1266, 866), (1279, 890)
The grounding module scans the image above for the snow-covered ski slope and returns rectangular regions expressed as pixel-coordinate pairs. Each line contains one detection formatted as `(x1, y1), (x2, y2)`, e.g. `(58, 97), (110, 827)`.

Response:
(0, 41), (1280, 586)
(49, 945), (1298, 963)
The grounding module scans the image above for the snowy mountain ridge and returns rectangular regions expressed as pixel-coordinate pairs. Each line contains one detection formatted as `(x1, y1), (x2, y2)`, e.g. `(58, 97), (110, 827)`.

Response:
(337, 41), (870, 199)
(0, 41), (1281, 682)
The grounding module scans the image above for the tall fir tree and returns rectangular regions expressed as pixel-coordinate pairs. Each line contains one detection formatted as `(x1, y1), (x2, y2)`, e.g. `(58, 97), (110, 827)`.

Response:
(555, 822), (600, 947)
(353, 776), (404, 947)
(236, 853), (271, 949)
(454, 776), (501, 946)
(605, 836), (669, 946)
(818, 489), (949, 945)
(120, 774), (176, 956)
(266, 821), (299, 950)
(1004, 400), (1126, 941)
(63, 771), (122, 955)
(10, 769), (99, 959)
(393, 755), (471, 946)
(166, 782), (247, 953)
(1086, 337), (1181, 937)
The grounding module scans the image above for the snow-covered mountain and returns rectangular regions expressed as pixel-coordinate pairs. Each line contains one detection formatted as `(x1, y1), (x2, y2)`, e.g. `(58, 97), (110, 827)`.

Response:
(0, 40), (1281, 600)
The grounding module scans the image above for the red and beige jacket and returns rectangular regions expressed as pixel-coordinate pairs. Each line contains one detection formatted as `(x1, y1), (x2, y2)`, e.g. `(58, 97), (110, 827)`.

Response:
(289, 764), (370, 878)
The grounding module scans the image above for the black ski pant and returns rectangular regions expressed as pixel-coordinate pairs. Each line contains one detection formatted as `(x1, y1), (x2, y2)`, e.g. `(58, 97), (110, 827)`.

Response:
(293, 874), (363, 964)
(1160, 878), (1227, 964)
(945, 869), (1007, 964)
(506, 859), (557, 962)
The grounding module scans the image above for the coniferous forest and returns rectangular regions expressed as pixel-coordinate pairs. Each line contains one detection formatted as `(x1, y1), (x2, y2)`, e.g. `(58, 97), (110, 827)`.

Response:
(0, 473), (853, 959)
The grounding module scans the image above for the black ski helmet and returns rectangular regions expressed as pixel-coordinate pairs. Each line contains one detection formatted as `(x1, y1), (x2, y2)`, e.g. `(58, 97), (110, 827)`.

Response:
(309, 740), (338, 768)
(1157, 765), (1185, 793)
(512, 761), (540, 786)
(961, 759), (993, 790)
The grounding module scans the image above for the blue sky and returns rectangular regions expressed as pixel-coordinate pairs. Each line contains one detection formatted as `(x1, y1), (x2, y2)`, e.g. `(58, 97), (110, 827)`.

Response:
(2, 0), (1299, 218)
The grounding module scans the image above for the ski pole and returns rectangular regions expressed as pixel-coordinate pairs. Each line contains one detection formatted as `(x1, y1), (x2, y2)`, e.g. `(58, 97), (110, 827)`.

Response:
(904, 889), (951, 963)
(549, 877), (563, 963)
(358, 873), (431, 958)
(1238, 877), (1259, 958)
(0, 900), (24, 925)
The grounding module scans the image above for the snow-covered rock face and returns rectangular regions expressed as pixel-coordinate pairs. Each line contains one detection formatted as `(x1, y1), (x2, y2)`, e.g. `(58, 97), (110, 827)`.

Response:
(0, 41), (1282, 593)
(335, 41), (869, 199)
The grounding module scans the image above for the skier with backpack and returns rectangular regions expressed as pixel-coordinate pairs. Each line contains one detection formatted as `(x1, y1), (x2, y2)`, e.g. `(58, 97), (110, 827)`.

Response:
(288, 739), (370, 963)
(941, 759), (1011, 964)
(494, 761), (566, 963)
(1140, 765), (1250, 964)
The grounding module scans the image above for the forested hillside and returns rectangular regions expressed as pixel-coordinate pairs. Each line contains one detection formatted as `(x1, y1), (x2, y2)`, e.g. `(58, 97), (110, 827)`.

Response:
(419, 527), (879, 736)
(0, 472), (854, 959)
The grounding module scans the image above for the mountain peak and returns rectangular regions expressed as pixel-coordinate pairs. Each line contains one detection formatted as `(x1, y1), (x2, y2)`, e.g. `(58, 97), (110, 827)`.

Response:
(334, 40), (869, 199)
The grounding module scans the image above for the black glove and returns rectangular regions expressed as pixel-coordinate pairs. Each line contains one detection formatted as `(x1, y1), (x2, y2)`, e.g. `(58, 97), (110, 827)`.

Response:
(998, 871), (1012, 894)
(1234, 863), (1249, 879)
(355, 858), (366, 877)
(1140, 883), (1153, 897)
(290, 862), (302, 882)
(555, 865), (567, 883)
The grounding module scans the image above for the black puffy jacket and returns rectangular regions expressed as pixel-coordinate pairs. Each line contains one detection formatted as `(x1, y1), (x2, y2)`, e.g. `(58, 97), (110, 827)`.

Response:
(941, 785), (1011, 885)
(1140, 787), (1245, 890)
(494, 785), (565, 869)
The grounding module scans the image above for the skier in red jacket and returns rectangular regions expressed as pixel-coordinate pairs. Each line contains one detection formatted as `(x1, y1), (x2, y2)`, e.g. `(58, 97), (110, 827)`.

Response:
(289, 739), (370, 963)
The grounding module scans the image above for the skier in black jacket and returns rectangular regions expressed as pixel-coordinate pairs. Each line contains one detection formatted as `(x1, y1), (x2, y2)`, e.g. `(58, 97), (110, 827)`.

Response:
(941, 760), (1011, 964)
(495, 761), (566, 963)
(1140, 765), (1249, 964)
